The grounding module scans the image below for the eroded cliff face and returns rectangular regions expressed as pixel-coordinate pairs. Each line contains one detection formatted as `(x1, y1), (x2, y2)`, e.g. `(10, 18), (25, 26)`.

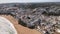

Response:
(0, 3), (60, 34)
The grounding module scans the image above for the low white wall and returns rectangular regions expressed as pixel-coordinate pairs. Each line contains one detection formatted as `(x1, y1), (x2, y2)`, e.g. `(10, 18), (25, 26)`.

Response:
(0, 16), (17, 34)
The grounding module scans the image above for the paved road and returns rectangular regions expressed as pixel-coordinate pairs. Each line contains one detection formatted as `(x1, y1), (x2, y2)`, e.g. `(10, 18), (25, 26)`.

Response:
(0, 16), (17, 34)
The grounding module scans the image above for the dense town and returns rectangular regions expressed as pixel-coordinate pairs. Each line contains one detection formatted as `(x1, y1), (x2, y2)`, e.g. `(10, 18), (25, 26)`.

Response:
(0, 3), (60, 34)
